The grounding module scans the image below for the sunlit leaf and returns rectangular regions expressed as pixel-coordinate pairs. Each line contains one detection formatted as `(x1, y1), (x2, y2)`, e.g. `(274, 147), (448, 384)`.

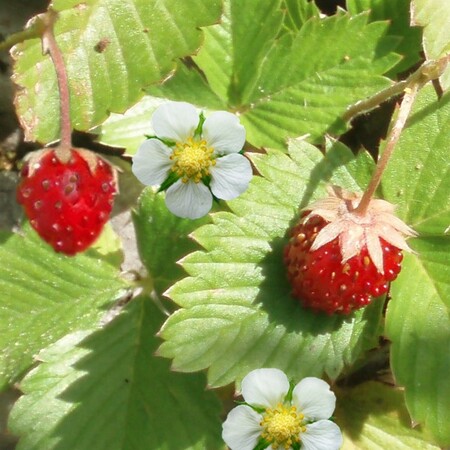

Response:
(11, 0), (222, 143)
(158, 139), (383, 388)
(0, 223), (128, 390)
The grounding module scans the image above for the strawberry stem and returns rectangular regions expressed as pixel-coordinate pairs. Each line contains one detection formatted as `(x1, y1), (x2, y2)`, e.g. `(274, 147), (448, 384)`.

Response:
(354, 82), (420, 215)
(41, 11), (72, 154)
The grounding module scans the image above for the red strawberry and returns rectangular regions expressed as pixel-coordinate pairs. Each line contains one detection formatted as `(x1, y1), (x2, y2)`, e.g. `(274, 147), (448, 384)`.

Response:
(284, 186), (416, 314)
(17, 147), (117, 255)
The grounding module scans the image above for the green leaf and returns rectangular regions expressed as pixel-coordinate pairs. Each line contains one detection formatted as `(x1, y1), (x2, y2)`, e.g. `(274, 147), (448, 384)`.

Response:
(280, 0), (321, 33)
(11, 0), (222, 143)
(194, 1), (400, 148)
(385, 238), (450, 447)
(0, 222), (128, 390)
(411, 0), (450, 90)
(347, 0), (422, 75)
(132, 187), (210, 296)
(97, 96), (165, 155)
(158, 139), (384, 388)
(9, 296), (224, 450)
(337, 382), (439, 449)
(382, 85), (450, 236)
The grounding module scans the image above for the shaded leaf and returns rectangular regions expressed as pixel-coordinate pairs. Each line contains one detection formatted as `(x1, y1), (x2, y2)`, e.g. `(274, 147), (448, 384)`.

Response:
(0, 222), (128, 390)
(158, 139), (384, 388)
(9, 296), (224, 450)
(337, 381), (439, 449)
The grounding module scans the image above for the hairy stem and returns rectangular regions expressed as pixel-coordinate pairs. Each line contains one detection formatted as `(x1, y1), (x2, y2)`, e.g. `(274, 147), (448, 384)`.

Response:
(41, 11), (72, 153)
(343, 57), (449, 122)
(354, 82), (420, 215)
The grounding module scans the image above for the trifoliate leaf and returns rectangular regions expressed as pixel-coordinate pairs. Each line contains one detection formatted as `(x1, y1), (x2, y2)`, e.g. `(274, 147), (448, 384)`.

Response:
(382, 85), (450, 236)
(132, 187), (210, 296)
(9, 297), (223, 450)
(337, 382), (440, 449)
(193, 0), (400, 148)
(347, 0), (422, 75)
(11, 0), (221, 143)
(385, 238), (450, 447)
(158, 139), (384, 388)
(411, 0), (450, 90)
(0, 223), (128, 390)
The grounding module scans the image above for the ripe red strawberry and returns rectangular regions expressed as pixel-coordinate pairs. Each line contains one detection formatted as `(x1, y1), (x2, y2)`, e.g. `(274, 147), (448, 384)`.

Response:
(284, 186), (416, 314)
(17, 147), (117, 255)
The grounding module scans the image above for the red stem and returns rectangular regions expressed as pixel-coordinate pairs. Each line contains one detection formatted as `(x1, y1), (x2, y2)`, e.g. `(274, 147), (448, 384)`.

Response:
(41, 12), (72, 151)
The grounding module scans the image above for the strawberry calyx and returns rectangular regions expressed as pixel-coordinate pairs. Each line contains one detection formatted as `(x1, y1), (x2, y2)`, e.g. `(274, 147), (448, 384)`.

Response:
(302, 185), (416, 274)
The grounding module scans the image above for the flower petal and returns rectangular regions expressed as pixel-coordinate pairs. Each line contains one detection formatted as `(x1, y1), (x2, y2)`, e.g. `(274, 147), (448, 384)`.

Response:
(292, 377), (336, 421)
(222, 405), (262, 450)
(152, 101), (199, 142)
(203, 111), (246, 155)
(301, 420), (343, 450)
(241, 368), (289, 409)
(132, 139), (173, 186)
(210, 153), (252, 200)
(165, 179), (212, 219)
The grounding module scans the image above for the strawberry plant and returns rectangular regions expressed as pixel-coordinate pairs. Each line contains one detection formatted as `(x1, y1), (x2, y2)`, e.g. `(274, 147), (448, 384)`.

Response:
(0, 0), (449, 449)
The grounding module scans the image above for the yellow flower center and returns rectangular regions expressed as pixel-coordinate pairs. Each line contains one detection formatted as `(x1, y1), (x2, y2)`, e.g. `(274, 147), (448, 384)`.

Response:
(260, 403), (306, 449)
(170, 137), (216, 183)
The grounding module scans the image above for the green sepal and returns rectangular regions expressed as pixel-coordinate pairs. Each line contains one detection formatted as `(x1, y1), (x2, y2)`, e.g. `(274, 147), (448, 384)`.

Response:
(158, 171), (181, 193)
(253, 437), (270, 450)
(194, 111), (206, 137)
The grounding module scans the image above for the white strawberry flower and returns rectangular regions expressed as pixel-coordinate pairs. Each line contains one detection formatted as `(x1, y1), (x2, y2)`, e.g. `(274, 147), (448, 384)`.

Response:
(132, 101), (252, 219)
(222, 368), (342, 450)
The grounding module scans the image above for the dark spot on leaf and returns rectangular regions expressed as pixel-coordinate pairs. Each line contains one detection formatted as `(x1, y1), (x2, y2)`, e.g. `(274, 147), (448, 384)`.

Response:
(94, 38), (111, 53)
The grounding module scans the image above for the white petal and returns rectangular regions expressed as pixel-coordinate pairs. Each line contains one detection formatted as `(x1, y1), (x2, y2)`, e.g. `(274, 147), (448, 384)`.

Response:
(165, 179), (212, 219)
(222, 405), (263, 450)
(152, 101), (199, 142)
(241, 368), (289, 409)
(132, 139), (173, 186)
(203, 111), (246, 155)
(292, 377), (336, 421)
(210, 153), (252, 200)
(301, 420), (343, 450)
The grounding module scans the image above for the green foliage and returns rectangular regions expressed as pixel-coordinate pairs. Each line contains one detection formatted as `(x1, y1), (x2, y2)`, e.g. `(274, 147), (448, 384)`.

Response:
(382, 85), (450, 446)
(411, 0), (450, 89)
(5, 0), (450, 448)
(382, 85), (450, 235)
(0, 223), (128, 390)
(9, 296), (224, 450)
(347, 0), (423, 75)
(337, 382), (440, 448)
(158, 140), (384, 388)
(12, 0), (221, 143)
(191, 2), (401, 148)
(132, 188), (210, 296)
